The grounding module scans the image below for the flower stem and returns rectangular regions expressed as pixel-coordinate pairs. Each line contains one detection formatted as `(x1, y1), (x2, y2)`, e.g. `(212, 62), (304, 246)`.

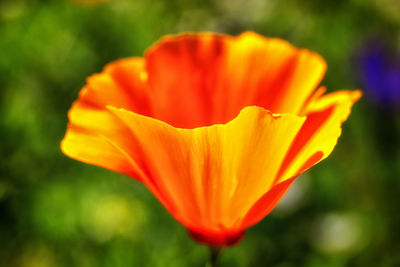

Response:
(207, 246), (222, 267)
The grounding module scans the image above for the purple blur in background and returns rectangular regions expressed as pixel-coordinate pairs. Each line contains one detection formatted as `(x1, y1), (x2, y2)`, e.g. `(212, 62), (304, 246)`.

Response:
(356, 39), (400, 109)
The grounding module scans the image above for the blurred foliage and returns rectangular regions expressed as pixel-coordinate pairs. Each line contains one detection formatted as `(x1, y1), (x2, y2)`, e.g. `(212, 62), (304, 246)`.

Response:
(0, 0), (399, 266)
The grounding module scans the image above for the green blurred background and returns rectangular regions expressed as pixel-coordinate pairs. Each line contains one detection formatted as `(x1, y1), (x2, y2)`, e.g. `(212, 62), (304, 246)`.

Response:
(1, 0), (399, 266)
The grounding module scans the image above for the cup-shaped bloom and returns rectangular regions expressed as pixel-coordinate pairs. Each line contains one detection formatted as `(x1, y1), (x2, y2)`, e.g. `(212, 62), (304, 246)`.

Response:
(61, 32), (361, 246)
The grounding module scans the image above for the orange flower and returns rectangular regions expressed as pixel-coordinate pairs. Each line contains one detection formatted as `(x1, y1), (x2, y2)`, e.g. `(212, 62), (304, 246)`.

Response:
(61, 32), (361, 246)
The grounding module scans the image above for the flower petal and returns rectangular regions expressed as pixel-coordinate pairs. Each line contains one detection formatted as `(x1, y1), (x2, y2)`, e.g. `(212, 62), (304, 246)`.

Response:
(223, 32), (327, 115)
(145, 33), (228, 128)
(241, 176), (296, 228)
(80, 57), (151, 115)
(61, 101), (143, 179)
(145, 32), (326, 128)
(107, 106), (306, 233)
(60, 57), (152, 180)
(61, 102), (178, 214)
(275, 90), (362, 183)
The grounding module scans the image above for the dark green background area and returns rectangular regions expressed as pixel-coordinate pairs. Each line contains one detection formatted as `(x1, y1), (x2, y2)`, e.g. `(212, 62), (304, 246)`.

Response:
(0, 0), (399, 266)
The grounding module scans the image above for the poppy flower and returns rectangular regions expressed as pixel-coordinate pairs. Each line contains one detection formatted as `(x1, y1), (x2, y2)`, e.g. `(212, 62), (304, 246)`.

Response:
(61, 32), (361, 247)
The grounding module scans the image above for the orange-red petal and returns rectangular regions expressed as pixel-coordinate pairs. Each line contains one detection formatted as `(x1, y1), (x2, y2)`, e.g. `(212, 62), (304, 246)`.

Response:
(80, 57), (151, 115)
(60, 101), (142, 179)
(145, 32), (326, 128)
(60, 57), (152, 180)
(275, 90), (362, 184)
(104, 106), (306, 234)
